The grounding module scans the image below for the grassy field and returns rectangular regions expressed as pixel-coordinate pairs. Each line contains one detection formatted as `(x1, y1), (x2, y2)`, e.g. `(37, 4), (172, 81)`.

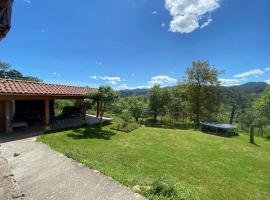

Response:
(39, 124), (270, 200)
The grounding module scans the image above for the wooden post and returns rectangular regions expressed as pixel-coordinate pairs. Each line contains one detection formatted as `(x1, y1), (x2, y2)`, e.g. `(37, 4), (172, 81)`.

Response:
(5, 101), (12, 133)
(249, 125), (255, 144)
(44, 99), (50, 130)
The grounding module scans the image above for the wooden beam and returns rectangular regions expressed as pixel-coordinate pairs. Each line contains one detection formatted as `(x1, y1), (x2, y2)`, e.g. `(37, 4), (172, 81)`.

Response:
(44, 99), (50, 130)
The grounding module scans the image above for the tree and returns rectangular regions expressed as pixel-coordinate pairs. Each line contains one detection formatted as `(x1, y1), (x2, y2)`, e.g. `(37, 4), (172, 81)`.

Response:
(185, 61), (221, 127)
(254, 87), (270, 120)
(127, 96), (146, 122)
(88, 86), (119, 127)
(227, 87), (243, 124)
(0, 61), (42, 82)
(149, 85), (171, 121)
(239, 109), (257, 144)
(149, 85), (163, 121)
(0, 61), (11, 78)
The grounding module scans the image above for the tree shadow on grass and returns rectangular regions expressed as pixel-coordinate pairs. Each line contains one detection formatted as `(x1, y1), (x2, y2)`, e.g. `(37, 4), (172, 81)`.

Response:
(44, 122), (115, 140)
(144, 119), (195, 130)
(265, 136), (270, 142)
(201, 130), (239, 138)
(66, 124), (116, 140)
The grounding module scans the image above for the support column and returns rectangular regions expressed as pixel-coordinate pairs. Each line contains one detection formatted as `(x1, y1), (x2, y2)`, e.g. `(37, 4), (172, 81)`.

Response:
(5, 100), (12, 133)
(44, 99), (50, 130)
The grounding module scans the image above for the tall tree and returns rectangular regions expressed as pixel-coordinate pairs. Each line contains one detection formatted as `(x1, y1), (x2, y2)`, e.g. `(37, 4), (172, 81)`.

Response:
(185, 61), (221, 127)
(88, 86), (119, 127)
(149, 85), (163, 120)
(227, 87), (243, 124)
(127, 96), (146, 122)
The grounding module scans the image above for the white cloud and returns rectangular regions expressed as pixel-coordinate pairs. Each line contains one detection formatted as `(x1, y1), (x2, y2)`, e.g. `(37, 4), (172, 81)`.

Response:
(200, 18), (213, 29)
(118, 84), (129, 90)
(95, 61), (103, 66)
(165, 0), (220, 33)
(16, 0), (31, 3)
(161, 23), (166, 28)
(265, 67), (270, 71)
(99, 76), (122, 85)
(52, 72), (61, 77)
(234, 69), (265, 79)
(265, 80), (270, 85)
(149, 75), (177, 86)
(89, 75), (98, 80)
(152, 11), (158, 15)
(219, 79), (240, 87)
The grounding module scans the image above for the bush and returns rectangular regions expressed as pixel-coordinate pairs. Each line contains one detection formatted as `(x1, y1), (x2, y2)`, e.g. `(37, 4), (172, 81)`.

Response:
(140, 178), (196, 200)
(111, 122), (139, 133)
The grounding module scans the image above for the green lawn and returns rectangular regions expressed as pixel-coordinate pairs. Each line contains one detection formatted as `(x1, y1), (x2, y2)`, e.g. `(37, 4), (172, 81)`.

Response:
(39, 125), (270, 200)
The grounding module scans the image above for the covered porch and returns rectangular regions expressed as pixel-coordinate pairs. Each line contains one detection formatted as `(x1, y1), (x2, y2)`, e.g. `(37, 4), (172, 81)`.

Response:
(0, 79), (97, 134)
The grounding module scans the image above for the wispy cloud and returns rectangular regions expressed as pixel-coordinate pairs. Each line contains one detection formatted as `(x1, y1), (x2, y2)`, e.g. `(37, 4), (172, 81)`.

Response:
(265, 80), (270, 84)
(149, 75), (177, 86)
(164, 0), (220, 33)
(89, 75), (98, 80)
(200, 18), (213, 29)
(95, 61), (103, 66)
(161, 23), (166, 28)
(234, 68), (265, 79)
(52, 72), (61, 77)
(152, 11), (158, 15)
(219, 79), (240, 87)
(16, 0), (31, 4)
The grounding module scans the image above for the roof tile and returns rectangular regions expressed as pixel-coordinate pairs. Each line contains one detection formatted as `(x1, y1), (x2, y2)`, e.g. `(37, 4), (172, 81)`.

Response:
(0, 79), (95, 97)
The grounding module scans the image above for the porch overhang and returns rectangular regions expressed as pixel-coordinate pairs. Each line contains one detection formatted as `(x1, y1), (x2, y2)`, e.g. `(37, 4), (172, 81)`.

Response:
(0, 79), (97, 133)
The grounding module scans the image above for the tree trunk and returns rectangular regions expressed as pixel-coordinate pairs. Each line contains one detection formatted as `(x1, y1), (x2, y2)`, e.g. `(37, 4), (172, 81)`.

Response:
(195, 94), (200, 128)
(229, 105), (235, 124)
(96, 101), (100, 118)
(99, 101), (104, 128)
(249, 125), (255, 144)
(154, 114), (157, 121)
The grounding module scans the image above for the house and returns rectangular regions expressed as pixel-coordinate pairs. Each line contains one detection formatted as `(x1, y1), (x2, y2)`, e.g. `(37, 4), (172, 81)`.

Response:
(0, 79), (96, 133)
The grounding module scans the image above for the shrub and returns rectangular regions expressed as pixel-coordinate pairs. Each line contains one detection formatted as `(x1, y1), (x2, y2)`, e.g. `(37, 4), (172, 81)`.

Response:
(140, 178), (196, 200)
(111, 122), (139, 133)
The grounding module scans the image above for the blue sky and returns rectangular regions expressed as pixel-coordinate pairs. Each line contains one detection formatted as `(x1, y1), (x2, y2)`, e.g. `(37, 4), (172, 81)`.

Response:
(0, 0), (270, 89)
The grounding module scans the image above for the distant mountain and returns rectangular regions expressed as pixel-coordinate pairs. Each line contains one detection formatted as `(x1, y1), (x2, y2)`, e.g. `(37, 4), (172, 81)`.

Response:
(120, 88), (149, 97)
(120, 82), (269, 97)
(236, 82), (268, 94)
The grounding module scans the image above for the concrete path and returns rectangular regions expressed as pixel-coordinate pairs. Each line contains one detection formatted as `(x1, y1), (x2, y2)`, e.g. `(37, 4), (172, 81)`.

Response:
(0, 137), (145, 200)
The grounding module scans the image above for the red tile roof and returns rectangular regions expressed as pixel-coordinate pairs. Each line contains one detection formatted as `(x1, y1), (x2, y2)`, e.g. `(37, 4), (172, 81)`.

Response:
(0, 79), (96, 97)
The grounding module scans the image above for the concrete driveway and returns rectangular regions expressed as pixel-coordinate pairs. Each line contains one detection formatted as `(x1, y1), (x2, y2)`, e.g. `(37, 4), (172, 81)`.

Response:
(0, 136), (145, 200)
